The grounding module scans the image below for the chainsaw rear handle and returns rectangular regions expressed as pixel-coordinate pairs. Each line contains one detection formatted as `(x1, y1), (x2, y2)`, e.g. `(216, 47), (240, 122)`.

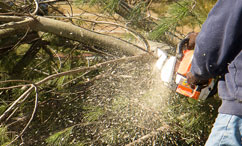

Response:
(190, 79), (217, 100)
(176, 37), (189, 60)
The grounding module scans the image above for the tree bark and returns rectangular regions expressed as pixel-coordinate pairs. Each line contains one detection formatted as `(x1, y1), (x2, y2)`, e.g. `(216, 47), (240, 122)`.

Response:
(0, 15), (160, 56)
(29, 16), (147, 56)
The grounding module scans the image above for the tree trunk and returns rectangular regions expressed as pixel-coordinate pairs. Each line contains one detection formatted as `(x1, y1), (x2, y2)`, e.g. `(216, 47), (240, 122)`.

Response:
(30, 16), (147, 56)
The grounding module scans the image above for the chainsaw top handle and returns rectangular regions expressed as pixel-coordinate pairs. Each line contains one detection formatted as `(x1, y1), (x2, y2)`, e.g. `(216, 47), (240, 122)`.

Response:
(176, 37), (190, 60)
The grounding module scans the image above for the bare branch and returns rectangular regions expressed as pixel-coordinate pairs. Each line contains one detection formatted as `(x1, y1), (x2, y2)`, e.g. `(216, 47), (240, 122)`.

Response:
(5, 107), (19, 122)
(75, 7), (119, 21)
(48, 4), (68, 17)
(0, 17), (34, 29)
(0, 80), (32, 84)
(0, 80), (32, 90)
(10, 27), (30, 51)
(0, 16), (25, 22)
(0, 84), (31, 90)
(32, 0), (39, 15)
(46, 15), (150, 52)
(0, 86), (34, 122)
(65, 0), (73, 17)
(39, 0), (66, 4)
(0, 53), (150, 122)
(35, 54), (149, 86)
(84, 20), (151, 52)
(6, 85), (38, 146)
(190, 0), (197, 12)
(89, 45), (115, 57)
(61, 71), (91, 87)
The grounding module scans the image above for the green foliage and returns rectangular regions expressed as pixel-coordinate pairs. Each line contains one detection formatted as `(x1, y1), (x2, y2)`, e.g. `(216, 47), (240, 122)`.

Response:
(0, 126), (10, 143)
(83, 105), (105, 122)
(149, 0), (194, 40)
(101, 127), (122, 144)
(163, 94), (221, 145)
(0, 126), (14, 146)
(127, 1), (146, 19)
(0, 104), (7, 115)
(150, 0), (217, 41)
(192, 0), (218, 23)
(0, 51), (19, 73)
(104, 0), (120, 13)
(0, 32), (103, 144)
(46, 127), (74, 146)
(75, 0), (120, 14)
(56, 76), (66, 90)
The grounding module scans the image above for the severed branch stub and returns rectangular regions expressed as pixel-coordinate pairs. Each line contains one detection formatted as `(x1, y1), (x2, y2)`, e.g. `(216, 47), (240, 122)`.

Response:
(0, 17), (34, 29)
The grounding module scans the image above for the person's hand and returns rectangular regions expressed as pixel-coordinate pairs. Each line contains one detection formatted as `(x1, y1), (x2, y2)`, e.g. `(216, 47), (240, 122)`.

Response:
(187, 72), (209, 88)
(186, 32), (199, 50)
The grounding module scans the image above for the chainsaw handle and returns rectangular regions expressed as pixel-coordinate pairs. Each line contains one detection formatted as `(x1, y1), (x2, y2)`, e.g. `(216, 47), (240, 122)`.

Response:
(176, 37), (189, 60)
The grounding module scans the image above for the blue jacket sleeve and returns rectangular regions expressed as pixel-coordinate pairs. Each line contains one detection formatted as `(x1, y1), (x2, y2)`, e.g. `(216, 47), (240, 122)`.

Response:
(191, 0), (242, 80)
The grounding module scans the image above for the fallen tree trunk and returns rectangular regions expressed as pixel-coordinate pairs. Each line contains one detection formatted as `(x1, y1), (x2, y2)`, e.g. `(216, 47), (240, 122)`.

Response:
(0, 16), (149, 56)
(32, 16), (148, 56)
(0, 15), (172, 57)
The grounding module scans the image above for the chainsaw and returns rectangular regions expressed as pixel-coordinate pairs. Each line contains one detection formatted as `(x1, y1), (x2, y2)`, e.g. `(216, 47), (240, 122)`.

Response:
(155, 38), (217, 100)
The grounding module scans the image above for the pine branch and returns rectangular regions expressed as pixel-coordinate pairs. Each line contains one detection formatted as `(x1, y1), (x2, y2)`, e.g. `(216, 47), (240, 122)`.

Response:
(125, 124), (170, 146)
(6, 85), (38, 146)
(0, 53), (150, 122)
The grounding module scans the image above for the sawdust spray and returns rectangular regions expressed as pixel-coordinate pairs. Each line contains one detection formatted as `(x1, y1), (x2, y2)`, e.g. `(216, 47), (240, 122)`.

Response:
(84, 56), (175, 145)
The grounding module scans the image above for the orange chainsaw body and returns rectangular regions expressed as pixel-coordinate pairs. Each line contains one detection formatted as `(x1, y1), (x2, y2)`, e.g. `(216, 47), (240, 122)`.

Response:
(156, 37), (216, 100)
(175, 50), (201, 100)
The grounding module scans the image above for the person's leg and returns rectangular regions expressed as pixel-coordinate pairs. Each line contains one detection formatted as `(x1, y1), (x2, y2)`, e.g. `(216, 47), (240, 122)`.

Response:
(205, 114), (242, 146)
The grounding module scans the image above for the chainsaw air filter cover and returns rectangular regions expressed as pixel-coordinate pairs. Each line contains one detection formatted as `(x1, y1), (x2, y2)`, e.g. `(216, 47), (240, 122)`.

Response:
(176, 50), (194, 77)
(175, 50), (215, 100)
